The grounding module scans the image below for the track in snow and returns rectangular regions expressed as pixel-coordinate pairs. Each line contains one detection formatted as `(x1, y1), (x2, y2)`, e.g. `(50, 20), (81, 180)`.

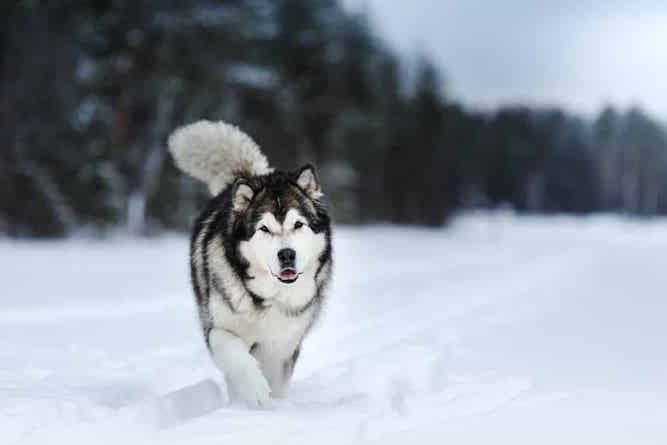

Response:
(1, 213), (666, 444)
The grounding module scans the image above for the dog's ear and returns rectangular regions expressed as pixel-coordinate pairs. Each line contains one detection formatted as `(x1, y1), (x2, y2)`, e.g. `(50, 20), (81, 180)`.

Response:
(293, 164), (322, 200)
(232, 180), (255, 212)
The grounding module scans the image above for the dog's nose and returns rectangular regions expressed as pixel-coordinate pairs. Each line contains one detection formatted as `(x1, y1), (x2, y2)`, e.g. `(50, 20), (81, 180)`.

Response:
(277, 248), (296, 267)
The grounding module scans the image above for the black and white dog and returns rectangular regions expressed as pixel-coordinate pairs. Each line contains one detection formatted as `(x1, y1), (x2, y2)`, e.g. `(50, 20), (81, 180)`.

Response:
(168, 121), (332, 407)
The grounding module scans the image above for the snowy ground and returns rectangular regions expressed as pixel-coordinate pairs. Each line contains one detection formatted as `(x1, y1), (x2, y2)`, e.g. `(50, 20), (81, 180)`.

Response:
(1, 212), (666, 444)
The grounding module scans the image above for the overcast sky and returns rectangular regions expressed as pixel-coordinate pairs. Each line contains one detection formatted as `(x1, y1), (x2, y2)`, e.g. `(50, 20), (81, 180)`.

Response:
(343, 0), (667, 120)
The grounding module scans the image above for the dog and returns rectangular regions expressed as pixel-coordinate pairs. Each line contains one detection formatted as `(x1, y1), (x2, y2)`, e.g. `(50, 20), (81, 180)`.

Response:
(168, 120), (332, 407)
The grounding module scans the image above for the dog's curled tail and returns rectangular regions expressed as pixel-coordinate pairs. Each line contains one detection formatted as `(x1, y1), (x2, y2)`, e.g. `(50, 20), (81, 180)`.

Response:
(168, 120), (271, 195)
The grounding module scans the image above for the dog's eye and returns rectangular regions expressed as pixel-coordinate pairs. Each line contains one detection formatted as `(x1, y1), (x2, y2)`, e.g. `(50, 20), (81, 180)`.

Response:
(294, 221), (304, 230)
(259, 225), (270, 234)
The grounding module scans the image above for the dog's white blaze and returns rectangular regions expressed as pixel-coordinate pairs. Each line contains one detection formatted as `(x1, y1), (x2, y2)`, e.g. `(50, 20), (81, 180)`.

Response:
(239, 209), (325, 308)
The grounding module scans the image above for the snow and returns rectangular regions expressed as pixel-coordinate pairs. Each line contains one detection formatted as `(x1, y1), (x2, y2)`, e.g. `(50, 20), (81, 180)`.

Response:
(1, 212), (666, 444)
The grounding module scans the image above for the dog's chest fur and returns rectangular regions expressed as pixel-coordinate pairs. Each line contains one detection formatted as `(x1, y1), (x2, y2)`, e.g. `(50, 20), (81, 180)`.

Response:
(208, 289), (313, 361)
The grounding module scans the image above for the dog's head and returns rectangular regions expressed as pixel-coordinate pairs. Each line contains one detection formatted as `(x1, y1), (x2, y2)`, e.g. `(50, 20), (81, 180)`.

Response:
(229, 164), (330, 292)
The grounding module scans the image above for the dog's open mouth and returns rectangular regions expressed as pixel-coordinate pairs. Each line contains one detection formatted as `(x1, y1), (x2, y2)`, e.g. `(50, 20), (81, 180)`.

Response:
(276, 268), (299, 283)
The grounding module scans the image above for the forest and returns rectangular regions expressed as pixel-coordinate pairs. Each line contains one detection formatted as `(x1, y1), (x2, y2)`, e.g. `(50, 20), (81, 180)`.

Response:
(2, 0), (667, 237)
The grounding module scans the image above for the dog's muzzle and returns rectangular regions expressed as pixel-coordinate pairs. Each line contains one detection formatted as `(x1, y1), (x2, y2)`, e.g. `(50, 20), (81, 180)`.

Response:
(276, 248), (298, 283)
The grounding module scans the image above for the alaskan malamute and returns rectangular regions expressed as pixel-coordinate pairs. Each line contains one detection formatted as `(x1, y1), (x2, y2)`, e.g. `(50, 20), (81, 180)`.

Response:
(168, 121), (332, 407)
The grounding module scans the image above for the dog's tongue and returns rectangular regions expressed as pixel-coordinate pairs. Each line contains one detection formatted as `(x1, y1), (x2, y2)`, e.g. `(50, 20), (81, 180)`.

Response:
(279, 269), (298, 280)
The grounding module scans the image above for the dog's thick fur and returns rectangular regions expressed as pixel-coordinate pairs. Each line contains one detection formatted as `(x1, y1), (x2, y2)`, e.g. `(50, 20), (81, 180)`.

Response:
(169, 121), (332, 407)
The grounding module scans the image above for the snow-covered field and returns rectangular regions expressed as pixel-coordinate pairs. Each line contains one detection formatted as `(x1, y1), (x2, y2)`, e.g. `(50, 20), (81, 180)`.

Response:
(2, 213), (666, 444)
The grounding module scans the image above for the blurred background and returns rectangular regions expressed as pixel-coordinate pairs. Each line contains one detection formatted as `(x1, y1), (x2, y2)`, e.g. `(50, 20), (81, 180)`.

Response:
(3, 0), (667, 238)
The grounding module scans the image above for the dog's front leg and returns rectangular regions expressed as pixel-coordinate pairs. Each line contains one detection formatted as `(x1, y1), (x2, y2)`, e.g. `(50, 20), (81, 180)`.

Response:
(208, 328), (270, 408)
(253, 346), (300, 399)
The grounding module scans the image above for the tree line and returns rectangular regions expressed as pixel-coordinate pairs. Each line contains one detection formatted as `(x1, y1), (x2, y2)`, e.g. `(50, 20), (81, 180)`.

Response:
(2, 0), (666, 237)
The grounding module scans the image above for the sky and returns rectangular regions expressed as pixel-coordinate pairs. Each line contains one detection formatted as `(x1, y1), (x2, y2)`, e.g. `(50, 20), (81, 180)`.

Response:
(343, 0), (667, 120)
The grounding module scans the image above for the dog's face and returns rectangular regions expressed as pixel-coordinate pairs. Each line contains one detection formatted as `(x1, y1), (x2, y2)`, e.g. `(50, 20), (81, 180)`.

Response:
(241, 208), (324, 284)
(231, 165), (330, 292)
(245, 208), (322, 283)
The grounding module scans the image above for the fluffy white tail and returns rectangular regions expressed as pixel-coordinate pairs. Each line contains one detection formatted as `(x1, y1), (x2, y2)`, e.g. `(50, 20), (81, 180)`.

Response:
(168, 120), (271, 195)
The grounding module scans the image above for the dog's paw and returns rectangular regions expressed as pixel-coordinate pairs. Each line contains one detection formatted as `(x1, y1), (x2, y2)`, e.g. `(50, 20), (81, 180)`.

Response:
(226, 363), (271, 408)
